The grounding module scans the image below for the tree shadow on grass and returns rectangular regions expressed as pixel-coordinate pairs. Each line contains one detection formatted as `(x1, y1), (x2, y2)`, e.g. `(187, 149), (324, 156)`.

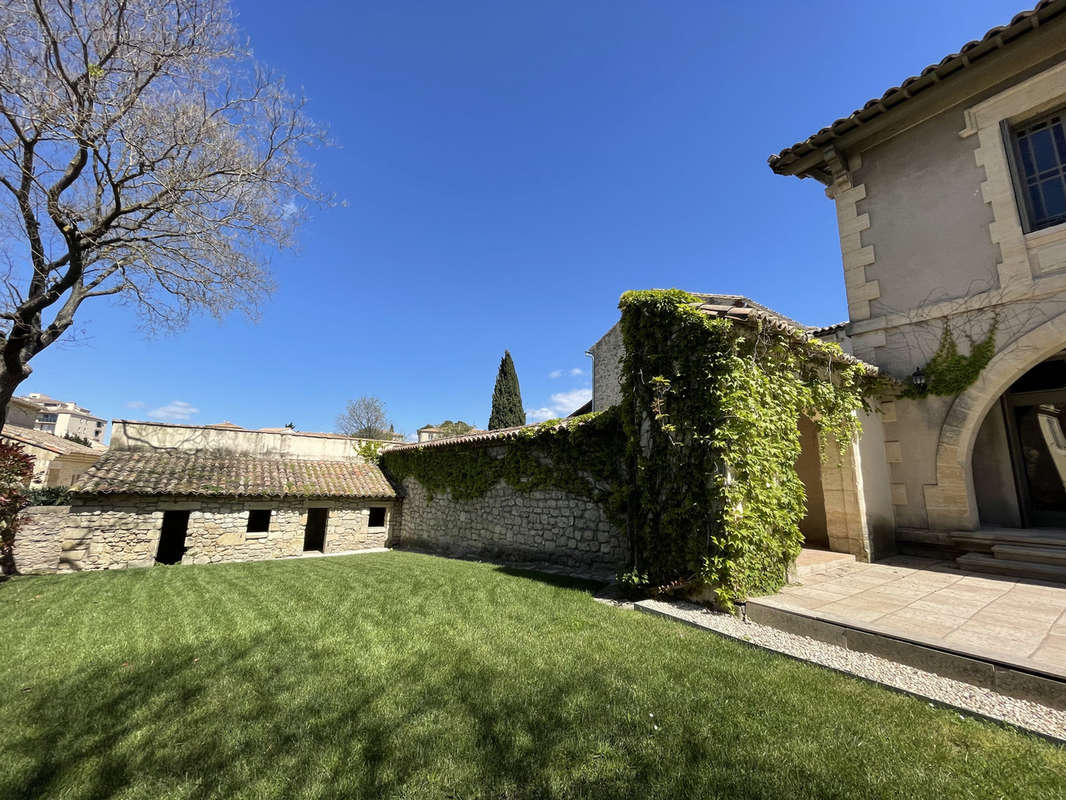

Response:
(493, 566), (607, 593)
(4, 626), (1061, 800)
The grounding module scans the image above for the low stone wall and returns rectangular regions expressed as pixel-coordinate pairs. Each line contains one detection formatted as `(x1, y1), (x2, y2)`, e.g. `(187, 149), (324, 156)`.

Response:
(396, 477), (624, 577)
(13, 505), (69, 574)
(16, 496), (400, 572)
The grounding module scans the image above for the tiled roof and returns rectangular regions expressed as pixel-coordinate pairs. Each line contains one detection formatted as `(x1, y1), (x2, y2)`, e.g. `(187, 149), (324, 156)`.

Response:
(694, 303), (877, 371)
(769, 1), (1066, 175)
(1, 425), (99, 457)
(387, 421), (572, 452)
(72, 450), (397, 498)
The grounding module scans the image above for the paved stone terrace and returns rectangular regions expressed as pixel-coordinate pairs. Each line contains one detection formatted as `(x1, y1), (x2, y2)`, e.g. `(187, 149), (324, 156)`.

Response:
(753, 555), (1066, 679)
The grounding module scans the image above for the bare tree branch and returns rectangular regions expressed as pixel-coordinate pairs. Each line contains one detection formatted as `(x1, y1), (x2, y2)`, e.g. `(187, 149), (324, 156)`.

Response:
(0, 0), (329, 424)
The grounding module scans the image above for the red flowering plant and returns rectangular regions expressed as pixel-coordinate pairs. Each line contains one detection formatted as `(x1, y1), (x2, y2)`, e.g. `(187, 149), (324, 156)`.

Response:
(0, 442), (34, 576)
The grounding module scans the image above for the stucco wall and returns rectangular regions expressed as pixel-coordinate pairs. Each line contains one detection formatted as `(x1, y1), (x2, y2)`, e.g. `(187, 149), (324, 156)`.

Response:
(16, 496), (398, 572)
(395, 477), (624, 578)
(855, 106), (998, 317)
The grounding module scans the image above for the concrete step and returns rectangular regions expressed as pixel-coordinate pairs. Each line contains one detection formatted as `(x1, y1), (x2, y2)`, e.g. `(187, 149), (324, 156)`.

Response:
(992, 543), (1066, 565)
(949, 528), (1066, 553)
(956, 552), (1066, 583)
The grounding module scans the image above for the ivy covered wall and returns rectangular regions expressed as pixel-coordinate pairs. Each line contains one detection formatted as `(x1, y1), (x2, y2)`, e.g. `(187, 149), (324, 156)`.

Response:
(382, 290), (875, 605)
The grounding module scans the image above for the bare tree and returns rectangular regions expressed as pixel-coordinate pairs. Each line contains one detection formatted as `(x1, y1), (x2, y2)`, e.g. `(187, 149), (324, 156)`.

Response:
(336, 396), (394, 440)
(0, 0), (327, 426)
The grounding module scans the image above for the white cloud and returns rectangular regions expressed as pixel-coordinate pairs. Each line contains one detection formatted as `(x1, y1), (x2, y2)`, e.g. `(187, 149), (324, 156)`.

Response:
(148, 400), (200, 421)
(525, 387), (593, 422)
(550, 367), (585, 379)
(126, 400), (145, 409)
(549, 388), (592, 415)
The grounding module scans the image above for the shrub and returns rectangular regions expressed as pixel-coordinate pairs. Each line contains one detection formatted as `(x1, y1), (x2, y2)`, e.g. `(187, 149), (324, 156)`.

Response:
(0, 442), (35, 575)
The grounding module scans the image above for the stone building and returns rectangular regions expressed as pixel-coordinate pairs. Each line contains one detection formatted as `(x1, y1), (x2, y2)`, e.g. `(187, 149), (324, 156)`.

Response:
(587, 295), (893, 563)
(584, 3), (1066, 583)
(18, 392), (107, 443)
(0, 424), (100, 487)
(16, 421), (400, 573)
(765, 0), (1066, 581)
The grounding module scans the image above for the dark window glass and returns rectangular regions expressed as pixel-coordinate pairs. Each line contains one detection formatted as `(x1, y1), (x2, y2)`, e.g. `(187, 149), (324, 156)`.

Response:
(368, 507), (387, 528)
(1012, 110), (1066, 231)
(247, 509), (271, 533)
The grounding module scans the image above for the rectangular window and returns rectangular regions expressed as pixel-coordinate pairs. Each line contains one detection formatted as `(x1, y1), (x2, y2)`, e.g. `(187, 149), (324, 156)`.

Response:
(247, 509), (271, 533)
(368, 507), (387, 528)
(1010, 108), (1066, 232)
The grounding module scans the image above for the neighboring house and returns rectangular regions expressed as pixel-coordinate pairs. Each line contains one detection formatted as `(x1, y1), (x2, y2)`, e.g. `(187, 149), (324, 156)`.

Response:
(767, 1), (1066, 578)
(0, 424), (101, 487)
(417, 425), (445, 442)
(417, 424), (485, 442)
(19, 393), (107, 443)
(7, 396), (41, 428)
(19, 421), (401, 573)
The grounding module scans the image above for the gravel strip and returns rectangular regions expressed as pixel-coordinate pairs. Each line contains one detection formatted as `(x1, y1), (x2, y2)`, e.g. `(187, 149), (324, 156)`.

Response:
(636, 598), (1066, 742)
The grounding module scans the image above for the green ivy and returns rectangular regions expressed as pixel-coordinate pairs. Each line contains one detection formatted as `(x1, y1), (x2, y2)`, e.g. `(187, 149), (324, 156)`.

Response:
(380, 289), (875, 608)
(617, 290), (875, 607)
(381, 410), (627, 515)
(905, 319), (996, 397)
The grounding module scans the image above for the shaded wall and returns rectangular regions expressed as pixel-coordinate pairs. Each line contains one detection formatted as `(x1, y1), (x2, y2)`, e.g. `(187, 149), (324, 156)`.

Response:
(396, 477), (624, 578)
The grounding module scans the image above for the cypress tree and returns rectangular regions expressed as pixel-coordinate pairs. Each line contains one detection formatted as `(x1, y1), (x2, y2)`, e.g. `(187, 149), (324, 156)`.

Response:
(488, 350), (526, 429)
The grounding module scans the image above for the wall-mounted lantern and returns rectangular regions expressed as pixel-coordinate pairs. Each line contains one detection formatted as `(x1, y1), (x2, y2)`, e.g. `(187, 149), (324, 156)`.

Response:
(911, 366), (927, 393)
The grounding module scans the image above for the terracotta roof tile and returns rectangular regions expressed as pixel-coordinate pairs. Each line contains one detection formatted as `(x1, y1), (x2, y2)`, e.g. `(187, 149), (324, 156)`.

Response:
(769, 1), (1066, 174)
(694, 304), (876, 371)
(72, 450), (397, 498)
(1, 425), (100, 456)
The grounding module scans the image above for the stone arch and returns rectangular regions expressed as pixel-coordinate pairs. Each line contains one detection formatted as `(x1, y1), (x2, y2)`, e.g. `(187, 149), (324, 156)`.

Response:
(924, 310), (1066, 529)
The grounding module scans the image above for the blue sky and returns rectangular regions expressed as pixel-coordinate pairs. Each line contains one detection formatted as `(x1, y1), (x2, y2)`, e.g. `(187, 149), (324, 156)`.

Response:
(18, 0), (1029, 438)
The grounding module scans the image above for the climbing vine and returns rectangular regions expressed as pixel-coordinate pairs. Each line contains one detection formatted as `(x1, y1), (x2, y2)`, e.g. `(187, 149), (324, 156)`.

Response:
(380, 289), (876, 608)
(381, 410), (626, 515)
(617, 290), (876, 606)
(904, 317), (997, 397)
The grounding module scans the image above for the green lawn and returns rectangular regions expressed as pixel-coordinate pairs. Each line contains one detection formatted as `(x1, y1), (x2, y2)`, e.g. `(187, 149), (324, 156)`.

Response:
(1, 552), (1063, 799)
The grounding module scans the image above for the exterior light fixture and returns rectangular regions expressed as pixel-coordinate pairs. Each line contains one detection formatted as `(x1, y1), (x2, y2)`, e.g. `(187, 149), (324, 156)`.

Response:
(911, 366), (927, 392)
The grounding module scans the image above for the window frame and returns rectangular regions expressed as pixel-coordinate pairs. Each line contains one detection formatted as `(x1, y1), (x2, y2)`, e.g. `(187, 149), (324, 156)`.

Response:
(1006, 106), (1066, 234)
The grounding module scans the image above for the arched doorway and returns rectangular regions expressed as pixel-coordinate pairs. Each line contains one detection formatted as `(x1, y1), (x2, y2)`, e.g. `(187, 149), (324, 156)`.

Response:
(973, 352), (1066, 528)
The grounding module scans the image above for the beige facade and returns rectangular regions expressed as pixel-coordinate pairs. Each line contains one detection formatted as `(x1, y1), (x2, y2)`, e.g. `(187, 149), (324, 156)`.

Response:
(21, 393), (107, 442)
(768, 4), (1066, 573)
(0, 424), (101, 487)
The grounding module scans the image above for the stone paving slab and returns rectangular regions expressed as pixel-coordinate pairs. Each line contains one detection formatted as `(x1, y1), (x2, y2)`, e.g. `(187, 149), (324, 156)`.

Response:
(752, 555), (1066, 680)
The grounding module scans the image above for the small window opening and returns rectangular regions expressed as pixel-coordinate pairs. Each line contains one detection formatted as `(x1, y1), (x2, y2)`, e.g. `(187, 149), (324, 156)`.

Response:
(368, 506), (387, 528)
(247, 509), (271, 533)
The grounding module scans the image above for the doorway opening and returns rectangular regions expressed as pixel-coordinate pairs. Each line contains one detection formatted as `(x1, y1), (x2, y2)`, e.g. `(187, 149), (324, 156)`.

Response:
(156, 510), (190, 564)
(303, 507), (329, 552)
(974, 352), (1066, 528)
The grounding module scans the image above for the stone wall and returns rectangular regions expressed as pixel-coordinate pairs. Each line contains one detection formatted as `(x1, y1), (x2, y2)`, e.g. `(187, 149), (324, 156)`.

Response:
(13, 505), (69, 574)
(16, 495), (399, 572)
(396, 477), (624, 578)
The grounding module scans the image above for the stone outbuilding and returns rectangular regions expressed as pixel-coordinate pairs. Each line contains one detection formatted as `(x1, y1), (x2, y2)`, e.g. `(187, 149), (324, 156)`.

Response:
(17, 421), (401, 573)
